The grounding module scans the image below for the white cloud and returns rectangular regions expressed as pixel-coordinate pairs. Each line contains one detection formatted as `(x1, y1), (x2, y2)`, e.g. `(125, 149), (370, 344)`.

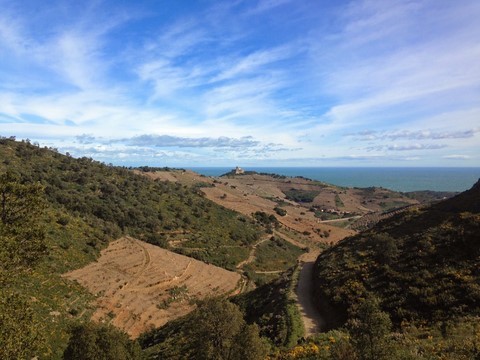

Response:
(310, 0), (480, 129)
(365, 143), (448, 152)
(246, 0), (293, 15)
(213, 46), (294, 81)
(0, 0), (479, 167)
(348, 129), (479, 141)
(443, 155), (472, 160)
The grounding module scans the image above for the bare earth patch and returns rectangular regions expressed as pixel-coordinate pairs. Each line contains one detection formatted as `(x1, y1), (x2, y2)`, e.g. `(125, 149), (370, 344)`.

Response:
(201, 185), (354, 244)
(63, 237), (241, 338)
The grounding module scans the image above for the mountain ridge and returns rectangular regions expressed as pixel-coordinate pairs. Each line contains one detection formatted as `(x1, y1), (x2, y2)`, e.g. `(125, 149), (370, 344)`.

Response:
(312, 178), (480, 329)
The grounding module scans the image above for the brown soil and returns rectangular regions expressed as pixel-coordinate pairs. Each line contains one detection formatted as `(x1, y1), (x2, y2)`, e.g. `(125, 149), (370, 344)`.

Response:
(200, 185), (354, 244)
(63, 237), (241, 338)
(294, 260), (326, 336)
(134, 170), (356, 336)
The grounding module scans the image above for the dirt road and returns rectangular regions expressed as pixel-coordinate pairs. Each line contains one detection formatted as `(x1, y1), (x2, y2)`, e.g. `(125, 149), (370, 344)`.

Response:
(294, 257), (326, 337)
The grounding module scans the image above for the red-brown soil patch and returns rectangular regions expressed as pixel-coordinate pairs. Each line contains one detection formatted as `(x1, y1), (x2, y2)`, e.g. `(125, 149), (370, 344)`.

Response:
(64, 237), (241, 338)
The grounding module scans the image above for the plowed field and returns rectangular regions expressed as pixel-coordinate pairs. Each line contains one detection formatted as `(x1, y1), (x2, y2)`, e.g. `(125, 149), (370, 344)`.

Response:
(64, 237), (242, 338)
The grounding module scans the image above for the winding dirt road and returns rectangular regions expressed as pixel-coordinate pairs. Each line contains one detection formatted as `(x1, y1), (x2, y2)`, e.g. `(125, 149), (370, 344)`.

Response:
(294, 258), (326, 336)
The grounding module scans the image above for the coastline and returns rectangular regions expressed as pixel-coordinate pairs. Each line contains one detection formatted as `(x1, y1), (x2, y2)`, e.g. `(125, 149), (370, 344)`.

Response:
(186, 167), (480, 192)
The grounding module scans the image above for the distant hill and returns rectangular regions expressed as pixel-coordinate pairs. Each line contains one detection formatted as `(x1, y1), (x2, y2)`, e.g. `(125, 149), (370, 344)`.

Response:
(312, 178), (480, 329)
(220, 170), (453, 214)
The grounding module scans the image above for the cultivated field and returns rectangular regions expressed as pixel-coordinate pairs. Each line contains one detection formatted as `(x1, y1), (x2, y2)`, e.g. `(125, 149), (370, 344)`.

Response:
(64, 237), (242, 338)
(200, 179), (355, 244)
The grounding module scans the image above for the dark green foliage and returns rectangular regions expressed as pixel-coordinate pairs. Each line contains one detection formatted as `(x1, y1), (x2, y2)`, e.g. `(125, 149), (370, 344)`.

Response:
(348, 295), (392, 360)
(405, 190), (457, 203)
(221, 170), (286, 179)
(274, 206), (287, 216)
(233, 323), (270, 360)
(244, 236), (305, 273)
(0, 171), (48, 359)
(0, 291), (44, 360)
(191, 181), (215, 192)
(233, 267), (303, 347)
(176, 245), (250, 271)
(253, 211), (280, 232)
(0, 171), (47, 274)
(313, 179), (480, 329)
(187, 298), (247, 359)
(134, 166), (184, 172)
(63, 322), (141, 360)
(140, 298), (269, 359)
(374, 233), (398, 265)
(283, 189), (320, 203)
(0, 138), (261, 269)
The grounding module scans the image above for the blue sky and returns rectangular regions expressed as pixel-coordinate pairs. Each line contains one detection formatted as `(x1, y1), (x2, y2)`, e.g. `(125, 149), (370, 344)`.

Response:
(0, 0), (479, 167)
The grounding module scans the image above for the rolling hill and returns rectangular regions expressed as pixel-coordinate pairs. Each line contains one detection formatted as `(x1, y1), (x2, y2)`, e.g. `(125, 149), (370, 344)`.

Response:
(2, 136), (475, 359)
(312, 178), (480, 329)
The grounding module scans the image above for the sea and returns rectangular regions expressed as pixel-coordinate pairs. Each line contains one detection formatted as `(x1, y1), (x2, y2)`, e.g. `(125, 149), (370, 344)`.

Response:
(186, 167), (480, 193)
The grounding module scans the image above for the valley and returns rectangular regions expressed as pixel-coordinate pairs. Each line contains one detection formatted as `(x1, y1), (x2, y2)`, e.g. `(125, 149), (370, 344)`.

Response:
(1, 138), (478, 360)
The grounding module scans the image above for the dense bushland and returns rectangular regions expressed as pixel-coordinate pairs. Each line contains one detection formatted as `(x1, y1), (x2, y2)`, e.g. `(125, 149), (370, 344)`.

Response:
(0, 138), (261, 269)
(306, 179), (480, 359)
(139, 297), (269, 359)
(313, 180), (480, 328)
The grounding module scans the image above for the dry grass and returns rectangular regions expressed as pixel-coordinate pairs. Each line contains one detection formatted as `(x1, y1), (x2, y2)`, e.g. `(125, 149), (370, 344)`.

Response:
(64, 237), (241, 338)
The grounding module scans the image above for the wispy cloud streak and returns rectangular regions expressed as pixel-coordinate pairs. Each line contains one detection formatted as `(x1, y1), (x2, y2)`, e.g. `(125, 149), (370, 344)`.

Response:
(0, 0), (478, 166)
(348, 129), (479, 141)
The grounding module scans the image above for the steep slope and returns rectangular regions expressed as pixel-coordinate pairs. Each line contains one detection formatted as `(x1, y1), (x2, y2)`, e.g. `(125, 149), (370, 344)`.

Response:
(0, 138), (261, 270)
(0, 138), (263, 358)
(312, 179), (480, 328)
(64, 237), (242, 338)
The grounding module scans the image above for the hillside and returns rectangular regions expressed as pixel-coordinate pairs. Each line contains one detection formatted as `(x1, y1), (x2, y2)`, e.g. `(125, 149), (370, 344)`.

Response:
(0, 138), (262, 270)
(2, 138), (329, 359)
(219, 170), (437, 213)
(3, 137), (475, 359)
(312, 179), (480, 329)
(64, 237), (242, 338)
(135, 167), (450, 250)
(0, 138), (269, 358)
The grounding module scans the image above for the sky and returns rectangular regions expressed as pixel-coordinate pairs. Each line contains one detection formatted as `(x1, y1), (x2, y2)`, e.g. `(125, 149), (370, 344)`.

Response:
(0, 0), (479, 167)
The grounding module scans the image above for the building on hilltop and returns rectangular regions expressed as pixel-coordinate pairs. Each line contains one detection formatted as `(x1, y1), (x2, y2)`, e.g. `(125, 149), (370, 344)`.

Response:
(234, 166), (245, 175)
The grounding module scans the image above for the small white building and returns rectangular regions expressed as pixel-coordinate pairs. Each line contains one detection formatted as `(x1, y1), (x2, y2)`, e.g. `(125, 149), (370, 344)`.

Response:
(234, 166), (245, 174)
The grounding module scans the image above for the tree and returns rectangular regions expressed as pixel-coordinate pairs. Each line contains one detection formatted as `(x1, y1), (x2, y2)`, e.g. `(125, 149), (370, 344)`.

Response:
(231, 323), (269, 360)
(62, 322), (142, 360)
(348, 295), (392, 360)
(187, 298), (268, 360)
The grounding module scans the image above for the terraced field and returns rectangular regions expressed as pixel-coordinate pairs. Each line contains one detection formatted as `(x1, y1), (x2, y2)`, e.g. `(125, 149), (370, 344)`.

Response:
(64, 237), (242, 338)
